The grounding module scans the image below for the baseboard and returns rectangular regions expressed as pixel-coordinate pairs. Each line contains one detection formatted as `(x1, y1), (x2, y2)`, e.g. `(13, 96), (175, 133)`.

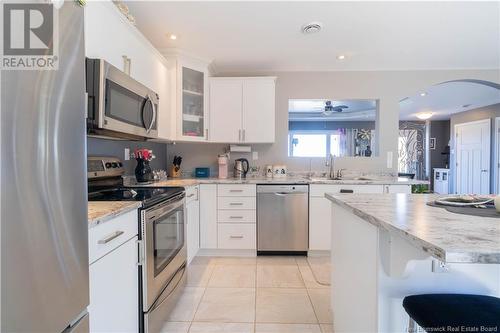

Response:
(307, 250), (331, 257)
(197, 248), (257, 257)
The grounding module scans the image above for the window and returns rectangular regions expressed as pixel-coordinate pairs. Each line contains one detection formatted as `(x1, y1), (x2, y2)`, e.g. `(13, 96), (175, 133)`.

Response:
(330, 134), (341, 157)
(289, 133), (327, 157)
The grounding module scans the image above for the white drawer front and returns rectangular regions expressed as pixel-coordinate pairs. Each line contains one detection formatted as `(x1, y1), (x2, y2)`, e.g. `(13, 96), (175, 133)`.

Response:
(89, 210), (138, 264)
(218, 210), (256, 223)
(218, 197), (256, 210)
(310, 184), (384, 197)
(186, 185), (199, 203)
(218, 224), (256, 249)
(218, 184), (256, 197)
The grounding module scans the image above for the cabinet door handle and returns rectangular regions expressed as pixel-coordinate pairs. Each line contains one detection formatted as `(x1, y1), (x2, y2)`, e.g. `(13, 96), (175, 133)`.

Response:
(230, 235), (244, 239)
(229, 189), (243, 192)
(229, 202), (243, 206)
(205, 128), (209, 140)
(238, 129), (242, 142)
(242, 129), (245, 142)
(98, 230), (124, 244)
(230, 216), (244, 219)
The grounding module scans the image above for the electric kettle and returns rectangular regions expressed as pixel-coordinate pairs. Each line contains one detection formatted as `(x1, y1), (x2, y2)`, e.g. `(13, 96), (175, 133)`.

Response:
(234, 158), (249, 178)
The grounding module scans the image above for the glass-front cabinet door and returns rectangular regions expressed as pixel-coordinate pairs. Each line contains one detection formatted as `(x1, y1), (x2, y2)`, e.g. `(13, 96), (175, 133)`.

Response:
(181, 67), (206, 140)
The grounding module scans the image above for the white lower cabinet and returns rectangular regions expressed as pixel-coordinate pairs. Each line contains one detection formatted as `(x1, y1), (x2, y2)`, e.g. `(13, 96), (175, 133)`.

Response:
(309, 184), (403, 251)
(186, 186), (200, 264)
(309, 197), (332, 251)
(199, 184), (218, 249)
(218, 224), (256, 249)
(88, 235), (138, 332)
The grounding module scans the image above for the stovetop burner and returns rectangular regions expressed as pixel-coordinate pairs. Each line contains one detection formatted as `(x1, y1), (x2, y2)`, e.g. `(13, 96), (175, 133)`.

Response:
(88, 186), (184, 208)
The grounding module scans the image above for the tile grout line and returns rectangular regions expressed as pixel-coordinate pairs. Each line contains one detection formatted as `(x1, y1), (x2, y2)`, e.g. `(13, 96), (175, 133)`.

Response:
(297, 256), (322, 326)
(187, 261), (217, 332)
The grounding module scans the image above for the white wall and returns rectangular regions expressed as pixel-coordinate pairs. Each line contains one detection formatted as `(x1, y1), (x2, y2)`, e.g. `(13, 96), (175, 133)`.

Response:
(168, 69), (500, 176)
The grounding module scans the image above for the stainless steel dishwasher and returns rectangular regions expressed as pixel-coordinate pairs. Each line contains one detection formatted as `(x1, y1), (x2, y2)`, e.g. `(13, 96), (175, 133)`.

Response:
(257, 185), (309, 254)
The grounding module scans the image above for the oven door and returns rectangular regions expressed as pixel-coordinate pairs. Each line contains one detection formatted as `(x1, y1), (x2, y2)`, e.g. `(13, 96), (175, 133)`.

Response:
(142, 194), (186, 311)
(96, 59), (159, 139)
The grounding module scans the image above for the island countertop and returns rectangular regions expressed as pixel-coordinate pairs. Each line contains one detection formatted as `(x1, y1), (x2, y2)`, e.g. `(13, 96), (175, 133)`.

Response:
(326, 193), (500, 264)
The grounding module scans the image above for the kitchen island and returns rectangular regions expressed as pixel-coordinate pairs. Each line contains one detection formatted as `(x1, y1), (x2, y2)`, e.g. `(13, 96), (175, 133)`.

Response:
(326, 193), (500, 333)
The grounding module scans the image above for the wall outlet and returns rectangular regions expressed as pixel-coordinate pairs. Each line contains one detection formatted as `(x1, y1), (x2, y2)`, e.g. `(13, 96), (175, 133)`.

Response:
(432, 260), (449, 273)
(124, 148), (130, 161)
(252, 151), (258, 160)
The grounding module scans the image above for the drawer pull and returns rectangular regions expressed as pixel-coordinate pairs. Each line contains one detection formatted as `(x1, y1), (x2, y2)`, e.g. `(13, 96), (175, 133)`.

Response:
(230, 235), (244, 239)
(230, 216), (244, 219)
(340, 189), (354, 194)
(229, 189), (244, 192)
(229, 202), (243, 206)
(98, 230), (124, 244)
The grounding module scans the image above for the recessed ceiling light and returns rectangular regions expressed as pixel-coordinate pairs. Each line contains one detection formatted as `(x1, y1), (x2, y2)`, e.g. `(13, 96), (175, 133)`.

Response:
(416, 112), (433, 120)
(337, 54), (346, 60)
(301, 22), (323, 34)
(169, 34), (177, 40)
(420, 92), (427, 97)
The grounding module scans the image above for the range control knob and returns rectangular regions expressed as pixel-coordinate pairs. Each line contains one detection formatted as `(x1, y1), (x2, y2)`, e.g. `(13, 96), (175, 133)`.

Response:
(118, 162), (123, 167)
(105, 162), (112, 169)
(111, 162), (118, 168)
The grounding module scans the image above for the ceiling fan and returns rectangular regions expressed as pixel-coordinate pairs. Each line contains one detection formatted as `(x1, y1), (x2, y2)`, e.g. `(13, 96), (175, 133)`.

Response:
(324, 100), (349, 115)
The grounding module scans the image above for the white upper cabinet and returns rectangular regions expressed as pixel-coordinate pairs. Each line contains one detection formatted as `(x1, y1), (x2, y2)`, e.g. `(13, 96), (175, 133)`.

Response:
(84, 1), (172, 140)
(209, 79), (243, 143)
(209, 77), (276, 144)
(242, 79), (276, 143)
(166, 55), (210, 142)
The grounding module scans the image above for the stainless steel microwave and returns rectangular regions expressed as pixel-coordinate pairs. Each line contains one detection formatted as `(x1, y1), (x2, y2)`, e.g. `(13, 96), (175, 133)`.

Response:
(86, 58), (159, 140)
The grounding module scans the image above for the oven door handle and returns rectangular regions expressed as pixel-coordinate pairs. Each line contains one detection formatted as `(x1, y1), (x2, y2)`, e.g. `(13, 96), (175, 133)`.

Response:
(145, 193), (185, 221)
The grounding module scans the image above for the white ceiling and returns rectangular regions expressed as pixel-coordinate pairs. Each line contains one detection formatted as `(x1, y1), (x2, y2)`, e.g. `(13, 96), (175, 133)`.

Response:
(127, 1), (500, 72)
(399, 80), (500, 121)
(289, 99), (376, 121)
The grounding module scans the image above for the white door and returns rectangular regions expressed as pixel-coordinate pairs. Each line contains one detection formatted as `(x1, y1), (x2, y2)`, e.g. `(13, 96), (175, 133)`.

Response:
(209, 79), (242, 143)
(242, 78), (275, 143)
(455, 119), (491, 194)
(496, 118), (500, 194)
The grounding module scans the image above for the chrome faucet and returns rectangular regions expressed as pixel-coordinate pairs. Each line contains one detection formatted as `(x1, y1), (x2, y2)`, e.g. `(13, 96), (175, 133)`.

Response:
(329, 154), (335, 179)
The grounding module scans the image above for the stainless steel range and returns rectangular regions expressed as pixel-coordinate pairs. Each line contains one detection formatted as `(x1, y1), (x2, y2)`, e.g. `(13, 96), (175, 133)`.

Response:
(88, 156), (187, 333)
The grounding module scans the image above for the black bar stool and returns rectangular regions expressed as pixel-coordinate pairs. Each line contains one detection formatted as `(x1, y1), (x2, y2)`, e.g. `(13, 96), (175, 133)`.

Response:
(403, 294), (500, 332)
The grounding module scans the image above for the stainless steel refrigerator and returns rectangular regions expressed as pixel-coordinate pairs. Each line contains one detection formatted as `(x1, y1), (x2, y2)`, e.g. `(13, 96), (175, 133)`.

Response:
(1, 2), (89, 332)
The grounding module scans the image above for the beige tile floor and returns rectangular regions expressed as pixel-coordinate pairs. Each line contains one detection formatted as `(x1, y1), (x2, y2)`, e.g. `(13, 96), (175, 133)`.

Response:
(161, 256), (332, 333)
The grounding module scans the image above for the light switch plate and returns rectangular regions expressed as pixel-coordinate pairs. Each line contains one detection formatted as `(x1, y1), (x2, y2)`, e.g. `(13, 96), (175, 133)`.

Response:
(124, 148), (130, 161)
(252, 151), (258, 160)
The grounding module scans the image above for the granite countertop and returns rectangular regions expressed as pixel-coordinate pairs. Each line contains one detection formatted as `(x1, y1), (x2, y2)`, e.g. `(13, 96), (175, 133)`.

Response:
(326, 193), (500, 264)
(124, 176), (428, 187)
(88, 201), (142, 228)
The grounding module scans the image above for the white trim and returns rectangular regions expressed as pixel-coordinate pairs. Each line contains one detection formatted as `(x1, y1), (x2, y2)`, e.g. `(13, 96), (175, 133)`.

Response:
(494, 117), (500, 194)
(453, 118), (491, 194)
(197, 249), (257, 257)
